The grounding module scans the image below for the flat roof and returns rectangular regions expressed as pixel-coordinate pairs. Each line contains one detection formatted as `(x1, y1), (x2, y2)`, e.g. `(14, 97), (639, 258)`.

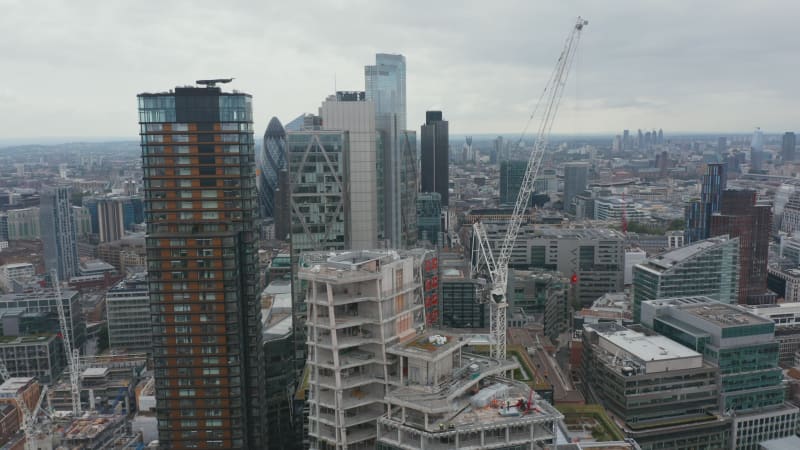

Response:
(387, 332), (468, 362)
(681, 302), (771, 327)
(0, 377), (35, 396)
(600, 329), (699, 362)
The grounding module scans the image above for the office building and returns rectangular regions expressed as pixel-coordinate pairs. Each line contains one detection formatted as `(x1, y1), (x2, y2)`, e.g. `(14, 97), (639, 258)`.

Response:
(481, 224), (623, 306)
(0, 263), (34, 293)
(439, 258), (484, 329)
(632, 235), (739, 322)
(138, 83), (266, 449)
(623, 129), (631, 150)
(6, 207), (40, 241)
(710, 189), (772, 304)
(260, 281), (298, 450)
(257, 116), (287, 222)
(416, 192), (441, 247)
(420, 111), (449, 207)
(562, 162), (588, 213)
(640, 296), (799, 448)
(581, 323), (728, 449)
(780, 191), (800, 234)
(781, 132), (796, 162)
(320, 91), (379, 250)
(97, 198), (125, 243)
(366, 54), (416, 248)
(499, 160), (528, 205)
(0, 335), (65, 383)
(0, 289), (85, 348)
(286, 123), (349, 375)
(508, 269), (570, 342)
(106, 274), (151, 353)
(744, 300), (800, 366)
(685, 163), (726, 243)
(376, 331), (562, 450)
(301, 250), (426, 450)
(40, 186), (79, 280)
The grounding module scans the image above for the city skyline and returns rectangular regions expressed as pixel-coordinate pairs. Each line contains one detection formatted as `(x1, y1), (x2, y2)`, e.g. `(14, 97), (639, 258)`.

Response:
(1, 0), (799, 140)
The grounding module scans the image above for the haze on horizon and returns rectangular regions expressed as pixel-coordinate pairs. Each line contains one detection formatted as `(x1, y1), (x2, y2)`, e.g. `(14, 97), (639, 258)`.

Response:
(0, 0), (797, 141)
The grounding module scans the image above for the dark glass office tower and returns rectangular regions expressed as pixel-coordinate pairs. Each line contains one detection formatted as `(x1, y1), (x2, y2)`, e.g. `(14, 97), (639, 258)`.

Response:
(420, 111), (449, 206)
(257, 117), (287, 220)
(783, 132), (797, 162)
(711, 189), (773, 305)
(138, 83), (265, 449)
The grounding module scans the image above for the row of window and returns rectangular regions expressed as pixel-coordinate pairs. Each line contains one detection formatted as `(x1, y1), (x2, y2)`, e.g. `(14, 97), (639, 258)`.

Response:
(142, 144), (246, 155)
(145, 178), (250, 189)
(141, 134), (251, 144)
(144, 167), (246, 177)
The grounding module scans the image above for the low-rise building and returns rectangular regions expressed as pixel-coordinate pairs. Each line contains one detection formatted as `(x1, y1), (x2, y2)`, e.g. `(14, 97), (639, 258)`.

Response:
(0, 263), (34, 293)
(0, 335), (65, 383)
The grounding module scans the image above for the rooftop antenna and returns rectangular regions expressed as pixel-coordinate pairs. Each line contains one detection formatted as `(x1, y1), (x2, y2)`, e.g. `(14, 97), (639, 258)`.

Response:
(196, 78), (234, 88)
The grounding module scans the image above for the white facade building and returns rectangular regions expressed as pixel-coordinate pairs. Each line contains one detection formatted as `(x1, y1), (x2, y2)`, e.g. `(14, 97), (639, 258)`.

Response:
(301, 250), (426, 450)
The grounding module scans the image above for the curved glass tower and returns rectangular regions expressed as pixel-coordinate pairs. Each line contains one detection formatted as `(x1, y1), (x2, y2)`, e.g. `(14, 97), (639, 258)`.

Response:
(258, 116), (287, 218)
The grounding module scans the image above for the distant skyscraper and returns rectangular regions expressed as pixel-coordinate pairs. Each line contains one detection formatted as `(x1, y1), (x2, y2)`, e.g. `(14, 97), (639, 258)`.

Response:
(657, 128), (663, 144)
(257, 116), (287, 220)
(718, 136), (727, 153)
(365, 53), (412, 248)
(562, 162), (589, 212)
(138, 84), (266, 449)
(97, 198), (125, 243)
(420, 111), (449, 207)
(500, 160), (529, 205)
(320, 91), (379, 250)
(750, 127), (765, 171)
(637, 129), (643, 149)
(40, 186), (78, 280)
(782, 131), (797, 162)
(685, 163), (726, 243)
(622, 129), (630, 150)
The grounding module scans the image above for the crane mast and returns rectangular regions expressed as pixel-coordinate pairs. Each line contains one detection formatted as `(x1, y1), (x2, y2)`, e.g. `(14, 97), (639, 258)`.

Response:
(50, 270), (82, 415)
(474, 17), (588, 361)
(0, 358), (49, 450)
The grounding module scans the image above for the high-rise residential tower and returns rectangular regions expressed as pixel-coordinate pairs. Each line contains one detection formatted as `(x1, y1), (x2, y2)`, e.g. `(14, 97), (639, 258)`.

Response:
(257, 116), (287, 222)
(562, 161), (588, 212)
(783, 131), (797, 162)
(40, 186), (79, 280)
(420, 111), (449, 207)
(138, 83), (266, 449)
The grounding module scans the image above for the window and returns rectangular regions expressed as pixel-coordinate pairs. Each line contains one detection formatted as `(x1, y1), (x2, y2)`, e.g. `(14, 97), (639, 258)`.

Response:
(179, 179), (192, 187)
(178, 389), (196, 397)
(180, 201), (193, 209)
(201, 190), (217, 198)
(180, 191), (192, 199)
(202, 201), (218, 209)
(202, 212), (219, 219)
(173, 123), (189, 132)
(175, 145), (190, 154)
(179, 212), (194, 220)
(173, 134), (190, 142)
(206, 419), (223, 427)
(177, 157), (191, 165)
(174, 305), (191, 312)
(174, 315), (189, 323)
(177, 168), (192, 176)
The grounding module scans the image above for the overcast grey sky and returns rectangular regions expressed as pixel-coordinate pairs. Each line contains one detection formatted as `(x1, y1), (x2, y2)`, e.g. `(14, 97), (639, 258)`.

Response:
(0, 0), (797, 140)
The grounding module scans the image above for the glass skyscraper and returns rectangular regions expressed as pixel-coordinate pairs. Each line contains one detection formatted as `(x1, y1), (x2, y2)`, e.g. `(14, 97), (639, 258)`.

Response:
(365, 53), (415, 248)
(257, 116), (287, 219)
(138, 83), (266, 449)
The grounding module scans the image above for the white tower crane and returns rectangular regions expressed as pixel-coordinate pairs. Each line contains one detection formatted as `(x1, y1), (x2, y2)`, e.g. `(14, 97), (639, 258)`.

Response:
(473, 17), (588, 361)
(50, 269), (82, 415)
(0, 358), (49, 450)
